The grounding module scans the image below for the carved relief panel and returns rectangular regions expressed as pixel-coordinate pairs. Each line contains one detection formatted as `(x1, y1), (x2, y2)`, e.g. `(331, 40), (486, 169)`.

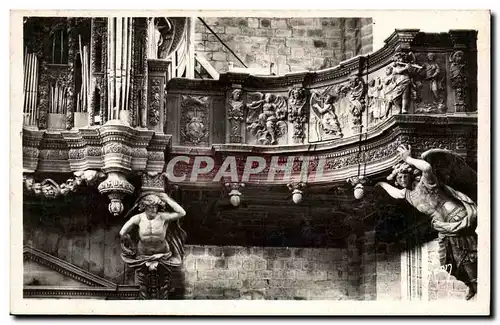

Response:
(365, 51), (421, 128)
(180, 95), (210, 147)
(413, 52), (448, 113)
(309, 87), (343, 142)
(245, 92), (289, 146)
(308, 76), (367, 142)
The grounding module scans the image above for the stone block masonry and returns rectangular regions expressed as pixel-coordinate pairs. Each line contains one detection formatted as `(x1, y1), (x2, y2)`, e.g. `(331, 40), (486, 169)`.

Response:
(177, 245), (351, 300)
(195, 17), (373, 74)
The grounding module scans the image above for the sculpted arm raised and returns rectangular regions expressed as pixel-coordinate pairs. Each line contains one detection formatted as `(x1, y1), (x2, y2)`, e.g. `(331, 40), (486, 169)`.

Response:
(397, 144), (436, 184)
(375, 181), (406, 199)
(157, 193), (186, 221)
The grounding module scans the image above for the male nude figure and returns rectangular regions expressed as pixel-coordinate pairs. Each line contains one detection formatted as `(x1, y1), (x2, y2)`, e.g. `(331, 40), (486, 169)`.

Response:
(119, 193), (186, 263)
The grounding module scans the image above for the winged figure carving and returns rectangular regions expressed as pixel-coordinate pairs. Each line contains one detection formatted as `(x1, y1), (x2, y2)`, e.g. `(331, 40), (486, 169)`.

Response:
(246, 92), (288, 145)
(310, 92), (343, 140)
(376, 145), (478, 300)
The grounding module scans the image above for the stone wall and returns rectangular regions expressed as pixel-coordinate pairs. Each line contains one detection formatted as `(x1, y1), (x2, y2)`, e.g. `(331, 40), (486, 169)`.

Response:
(23, 190), (473, 301)
(195, 17), (373, 74)
(180, 245), (350, 300)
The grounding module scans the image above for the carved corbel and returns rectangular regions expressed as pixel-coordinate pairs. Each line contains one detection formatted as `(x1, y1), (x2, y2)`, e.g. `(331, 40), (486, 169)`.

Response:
(225, 182), (245, 207)
(97, 172), (135, 216)
(287, 182), (306, 204)
(287, 87), (308, 143)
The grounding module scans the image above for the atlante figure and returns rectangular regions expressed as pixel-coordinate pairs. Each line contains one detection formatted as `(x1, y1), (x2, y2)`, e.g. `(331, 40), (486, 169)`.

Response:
(376, 144), (477, 300)
(119, 192), (187, 299)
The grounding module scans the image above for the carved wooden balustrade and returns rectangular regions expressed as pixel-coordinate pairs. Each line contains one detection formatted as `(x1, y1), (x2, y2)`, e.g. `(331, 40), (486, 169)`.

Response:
(23, 27), (478, 211)
(164, 29), (478, 195)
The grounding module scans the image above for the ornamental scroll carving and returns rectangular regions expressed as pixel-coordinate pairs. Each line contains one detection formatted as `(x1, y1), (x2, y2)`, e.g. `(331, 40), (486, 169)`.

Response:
(449, 50), (468, 112)
(246, 92), (288, 145)
(228, 89), (245, 143)
(148, 78), (162, 126)
(180, 95), (210, 146)
(24, 170), (105, 198)
(287, 87), (308, 143)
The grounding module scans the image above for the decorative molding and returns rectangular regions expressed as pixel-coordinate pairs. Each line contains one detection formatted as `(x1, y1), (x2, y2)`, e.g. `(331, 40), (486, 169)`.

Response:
(24, 286), (139, 299)
(23, 246), (116, 288)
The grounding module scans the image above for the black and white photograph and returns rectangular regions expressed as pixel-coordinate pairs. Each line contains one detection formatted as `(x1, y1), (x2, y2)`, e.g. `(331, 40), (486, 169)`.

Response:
(9, 9), (491, 315)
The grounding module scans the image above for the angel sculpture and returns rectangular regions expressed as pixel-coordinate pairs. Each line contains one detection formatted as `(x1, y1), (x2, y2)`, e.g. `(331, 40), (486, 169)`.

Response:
(310, 92), (343, 140)
(246, 92), (288, 145)
(119, 191), (187, 299)
(376, 145), (478, 300)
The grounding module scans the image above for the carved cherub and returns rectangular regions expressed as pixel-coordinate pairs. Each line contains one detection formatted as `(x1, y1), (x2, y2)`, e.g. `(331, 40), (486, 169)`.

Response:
(246, 92), (288, 145)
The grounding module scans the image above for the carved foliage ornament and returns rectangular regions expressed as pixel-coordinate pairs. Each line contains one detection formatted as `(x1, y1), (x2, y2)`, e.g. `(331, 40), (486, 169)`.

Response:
(287, 87), (308, 143)
(246, 92), (288, 145)
(180, 95), (209, 146)
(24, 170), (105, 198)
(148, 78), (162, 126)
